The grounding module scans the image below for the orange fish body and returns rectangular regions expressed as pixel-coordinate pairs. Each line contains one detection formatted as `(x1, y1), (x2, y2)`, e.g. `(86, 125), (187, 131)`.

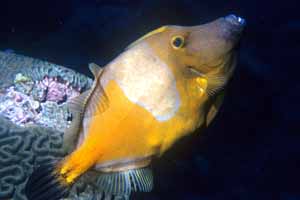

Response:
(25, 14), (245, 199)
(62, 43), (209, 179)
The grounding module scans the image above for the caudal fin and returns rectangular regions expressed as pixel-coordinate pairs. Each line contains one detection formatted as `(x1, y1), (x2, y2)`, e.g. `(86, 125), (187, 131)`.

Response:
(25, 161), (71, 200)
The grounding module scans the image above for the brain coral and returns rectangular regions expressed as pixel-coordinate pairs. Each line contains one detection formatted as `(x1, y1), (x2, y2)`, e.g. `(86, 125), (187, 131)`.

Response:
(0, 51), (129, 200)
(0, 116), (64, 199)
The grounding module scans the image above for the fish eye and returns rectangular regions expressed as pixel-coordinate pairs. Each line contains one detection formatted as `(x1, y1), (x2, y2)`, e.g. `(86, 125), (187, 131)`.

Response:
(171, 35), (185, 49)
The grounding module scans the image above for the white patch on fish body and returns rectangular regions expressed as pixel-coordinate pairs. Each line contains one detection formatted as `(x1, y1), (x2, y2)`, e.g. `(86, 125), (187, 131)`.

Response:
(101, 42), (180, 121)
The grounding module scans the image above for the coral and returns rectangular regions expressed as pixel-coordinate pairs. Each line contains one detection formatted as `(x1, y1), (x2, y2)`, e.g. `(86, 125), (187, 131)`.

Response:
(0, 80), (72, 132)
(0, 116), (130, 200)
(36, 76), (81, 103)
(0, 51), (93, 90)
(0, 86), (39, 126)
(0, 51), (92, 132)
(0, 51), (96, 200)
(0, 116), (64, 200)
(0, 71), (82, 132)
(14, 73), (31, 84)
(0, 51), (131, 200)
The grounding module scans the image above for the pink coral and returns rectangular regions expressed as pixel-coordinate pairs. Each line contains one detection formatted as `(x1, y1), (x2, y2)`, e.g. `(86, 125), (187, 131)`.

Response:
(38, 76), (80, 103)
(15, 93), (23, 102)
(0, 75), (81, 129)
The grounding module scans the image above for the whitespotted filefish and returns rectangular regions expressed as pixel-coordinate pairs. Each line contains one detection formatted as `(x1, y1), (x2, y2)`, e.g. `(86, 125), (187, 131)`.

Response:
(25, 14), (245, 200)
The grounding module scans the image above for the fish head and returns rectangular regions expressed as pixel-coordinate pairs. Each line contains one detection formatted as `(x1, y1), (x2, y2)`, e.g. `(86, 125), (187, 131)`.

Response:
(178, 14), (246, 96)
(129, 14), (245, 96)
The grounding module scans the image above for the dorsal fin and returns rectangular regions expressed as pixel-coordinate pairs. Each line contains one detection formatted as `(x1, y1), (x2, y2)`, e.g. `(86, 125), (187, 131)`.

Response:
(84, 67), (109, 117)
(64, 66), (108, 151)
(68, 65), (108, 118)
(96, 167), (153, 195)
(89, 63), (103, 77)
(84, 83), (109, 117)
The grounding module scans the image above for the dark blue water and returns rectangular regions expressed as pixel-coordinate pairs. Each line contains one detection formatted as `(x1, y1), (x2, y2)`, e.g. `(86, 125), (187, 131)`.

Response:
(0, 0), (299, 199)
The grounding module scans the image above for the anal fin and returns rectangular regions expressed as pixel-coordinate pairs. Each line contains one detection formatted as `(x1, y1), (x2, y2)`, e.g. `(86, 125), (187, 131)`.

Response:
(96, 167), (153, 196)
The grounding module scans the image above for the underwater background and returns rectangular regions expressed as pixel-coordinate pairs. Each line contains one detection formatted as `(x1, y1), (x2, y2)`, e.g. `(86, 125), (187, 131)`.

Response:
(0, 0), (299, 199)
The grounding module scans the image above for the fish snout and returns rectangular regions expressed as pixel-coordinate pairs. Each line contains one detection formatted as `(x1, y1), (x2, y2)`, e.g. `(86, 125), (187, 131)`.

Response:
(181, 15), (246, 71)
(224, 14), (246, 28)
(221, 14), (246, 42)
